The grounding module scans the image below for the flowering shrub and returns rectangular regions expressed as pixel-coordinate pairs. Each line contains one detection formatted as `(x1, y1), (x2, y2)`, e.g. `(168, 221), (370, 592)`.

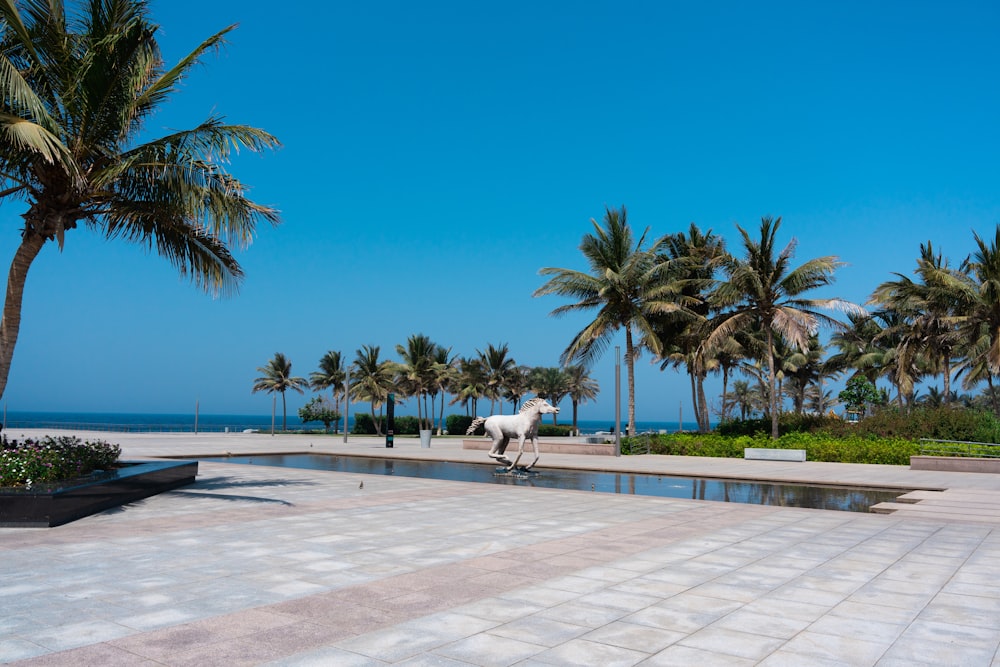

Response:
(0, 436), (121, 487)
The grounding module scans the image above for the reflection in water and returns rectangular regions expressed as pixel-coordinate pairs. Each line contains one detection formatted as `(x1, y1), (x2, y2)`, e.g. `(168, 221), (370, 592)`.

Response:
(199, 454), (906, 513)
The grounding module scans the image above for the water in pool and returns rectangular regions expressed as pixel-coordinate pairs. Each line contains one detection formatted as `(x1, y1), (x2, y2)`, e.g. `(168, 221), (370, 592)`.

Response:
(197, 454), (907, 513)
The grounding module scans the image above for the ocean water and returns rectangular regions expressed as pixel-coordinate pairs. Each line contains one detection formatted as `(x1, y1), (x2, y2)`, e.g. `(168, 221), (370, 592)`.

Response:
(0, 411), (704, 435)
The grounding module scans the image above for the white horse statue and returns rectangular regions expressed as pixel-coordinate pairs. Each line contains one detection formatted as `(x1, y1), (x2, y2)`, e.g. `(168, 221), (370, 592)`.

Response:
(466, 397), (559, 471)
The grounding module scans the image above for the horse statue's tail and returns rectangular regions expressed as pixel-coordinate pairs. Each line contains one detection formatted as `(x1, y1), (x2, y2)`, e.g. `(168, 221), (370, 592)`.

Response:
(466, 416), (487, 435)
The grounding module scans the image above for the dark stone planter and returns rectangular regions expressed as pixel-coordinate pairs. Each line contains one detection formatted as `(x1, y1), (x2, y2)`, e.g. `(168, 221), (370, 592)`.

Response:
(0, 460), (198, 527)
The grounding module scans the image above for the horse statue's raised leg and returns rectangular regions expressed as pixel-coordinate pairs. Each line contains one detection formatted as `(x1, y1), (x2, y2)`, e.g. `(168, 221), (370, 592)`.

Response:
(488, 435), (512, 466)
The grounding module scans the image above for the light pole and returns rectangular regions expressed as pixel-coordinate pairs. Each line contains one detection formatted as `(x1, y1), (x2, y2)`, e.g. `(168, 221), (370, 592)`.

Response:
(614, 345), (621, 457)
(343, 374), (351, 444)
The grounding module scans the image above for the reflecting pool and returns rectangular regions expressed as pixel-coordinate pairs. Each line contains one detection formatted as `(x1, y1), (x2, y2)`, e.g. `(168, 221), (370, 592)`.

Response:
(198, 453), (908, 513)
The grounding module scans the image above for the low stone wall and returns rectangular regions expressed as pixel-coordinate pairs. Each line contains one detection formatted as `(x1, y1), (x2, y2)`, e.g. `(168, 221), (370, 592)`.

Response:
(910, 456), (1000, 473)
(462, 439), (615, 456)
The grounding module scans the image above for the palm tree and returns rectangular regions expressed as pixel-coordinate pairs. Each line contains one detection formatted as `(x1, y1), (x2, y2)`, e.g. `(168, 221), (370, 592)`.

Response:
(310, 351), (346, 432)
(252, 353), (307, 431)
(653, 223), (724, 432)
(529, 367), (570, 424)
(430, 345), (457, 435)
(0, 1), (279, 401)
(726, 379), (760, 420)
(351, 345), (397, 436)
(451, 356), (486, 416)
(396, 334), (436, 431)
(870, 242), (962, 408)
(945, 227), (1000, 415)
(535, 205), (678, 434)
(502, 365), (532, 414)
(565, 365), (599, 434)
(478, 342), (516, 414)
(708, 216), (861, 438)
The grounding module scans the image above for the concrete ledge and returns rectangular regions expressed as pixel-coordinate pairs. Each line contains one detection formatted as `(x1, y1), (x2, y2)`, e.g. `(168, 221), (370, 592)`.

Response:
(910, 456), (1000, 473)
(462, 439), (614, 456)
(744, 448), (806, 462)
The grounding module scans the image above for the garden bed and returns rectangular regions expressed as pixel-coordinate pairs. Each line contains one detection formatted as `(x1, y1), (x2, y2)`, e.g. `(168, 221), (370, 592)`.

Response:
(0, 459), (198, 527)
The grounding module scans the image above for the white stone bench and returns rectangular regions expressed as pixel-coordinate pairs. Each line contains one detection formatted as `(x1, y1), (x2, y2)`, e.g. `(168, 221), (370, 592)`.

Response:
(744, 448), (806, 462)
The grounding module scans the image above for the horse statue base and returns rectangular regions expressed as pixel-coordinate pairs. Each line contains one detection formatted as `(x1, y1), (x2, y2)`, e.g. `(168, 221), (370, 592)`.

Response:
(493, 466), (541, 478)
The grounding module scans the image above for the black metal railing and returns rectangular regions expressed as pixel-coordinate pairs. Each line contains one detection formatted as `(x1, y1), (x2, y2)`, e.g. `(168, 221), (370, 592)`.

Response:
(919, 438), (1000, 458)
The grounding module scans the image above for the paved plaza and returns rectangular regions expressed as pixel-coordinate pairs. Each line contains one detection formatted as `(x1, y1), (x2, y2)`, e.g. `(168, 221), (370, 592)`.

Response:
(4, 430), (1000, 666)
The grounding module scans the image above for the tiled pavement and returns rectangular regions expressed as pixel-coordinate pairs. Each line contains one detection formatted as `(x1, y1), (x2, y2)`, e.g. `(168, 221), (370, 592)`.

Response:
(3, 431), (1000, 665)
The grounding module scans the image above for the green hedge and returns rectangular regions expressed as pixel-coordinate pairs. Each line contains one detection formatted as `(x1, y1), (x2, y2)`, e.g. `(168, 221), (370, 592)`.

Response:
(447, 415), (480, 436)
(537, 424), (575, 437)
(352, 414), (424, 435)
(818, 406), (1000, 443)
(622, 432), (918, 465)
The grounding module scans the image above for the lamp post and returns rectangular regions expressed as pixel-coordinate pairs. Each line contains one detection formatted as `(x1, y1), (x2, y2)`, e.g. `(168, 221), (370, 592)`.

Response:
(343, 375), (350, 443)
(614, 345), (621, 457)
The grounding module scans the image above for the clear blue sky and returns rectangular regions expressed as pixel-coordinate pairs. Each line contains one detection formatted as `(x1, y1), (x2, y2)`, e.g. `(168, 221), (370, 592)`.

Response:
(3, 0), (998, 420)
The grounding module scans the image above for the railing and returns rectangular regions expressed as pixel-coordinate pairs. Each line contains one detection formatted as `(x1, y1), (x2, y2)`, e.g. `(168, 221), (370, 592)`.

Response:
(1, 420), (254, 434)
(919, 438), (1000, 459)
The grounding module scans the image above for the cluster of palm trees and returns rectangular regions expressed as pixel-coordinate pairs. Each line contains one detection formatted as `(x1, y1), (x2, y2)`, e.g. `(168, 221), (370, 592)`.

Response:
(536, 206), (1000, 439)
(252, 340), (600, 435)
(833, 229), (1000, 416)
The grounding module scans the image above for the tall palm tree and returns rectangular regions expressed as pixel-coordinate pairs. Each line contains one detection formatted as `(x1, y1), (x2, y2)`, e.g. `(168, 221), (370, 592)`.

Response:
(310, 350), (346, 432)
(252, 353), (307, 431)
(870, 242), (962, 408)
(396, 334), (436, 431)
(430, 345), (456, 435)
(564, 364), (599, 434)
(451, 356), (486, 416)
(0, 1), (279, 401)
(941, 227), (1000, 415)
(351, 345), (397, 436)
(708, 216), (860, 438)
(653, 223), (724, 432)
(478, 342), (516, 414)
(535, 205), (678, 434)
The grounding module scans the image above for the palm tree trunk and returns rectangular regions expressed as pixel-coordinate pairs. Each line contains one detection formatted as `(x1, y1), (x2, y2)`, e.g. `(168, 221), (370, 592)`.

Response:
(766, 327), (779, 439)
(281, 391), (287, 431)
(572, 399), (579, 435)
(0, 233), (46, 402)
(697, 373), (709, 433)
(688, 370), (699, 430)
(626, 326), (636, 435)
(371, 402), (382, 436)
(721, 366), (730, 420)
(943, 357), (952, 405)
(989, 373), (999, 416)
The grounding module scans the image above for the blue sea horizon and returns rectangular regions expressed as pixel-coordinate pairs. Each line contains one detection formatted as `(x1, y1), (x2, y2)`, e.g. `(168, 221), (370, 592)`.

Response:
(0, 410), (709, 435)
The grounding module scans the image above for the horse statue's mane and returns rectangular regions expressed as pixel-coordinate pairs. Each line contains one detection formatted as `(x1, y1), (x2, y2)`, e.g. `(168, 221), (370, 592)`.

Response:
(519, 397), (546, 413)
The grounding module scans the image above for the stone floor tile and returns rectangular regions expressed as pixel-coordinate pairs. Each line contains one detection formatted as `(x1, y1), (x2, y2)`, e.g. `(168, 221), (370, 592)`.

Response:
(487, 616), (590, 647)
(640, 643), (757, 666)
(877, 637), (997, 666)
(530, 637), (648, 666)
(581, 620), (684, 654)
(778, 629), (892, 665)
(432, 632), (547, 666)
(807, 614), (908, 644)
(709, 609), (810, 639)
(678, 626), (786, 660)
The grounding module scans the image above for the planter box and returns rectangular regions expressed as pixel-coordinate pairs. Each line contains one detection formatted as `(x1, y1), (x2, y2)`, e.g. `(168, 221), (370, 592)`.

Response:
(0, 460), (198, 527)
(910, 456), (1000, 474)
